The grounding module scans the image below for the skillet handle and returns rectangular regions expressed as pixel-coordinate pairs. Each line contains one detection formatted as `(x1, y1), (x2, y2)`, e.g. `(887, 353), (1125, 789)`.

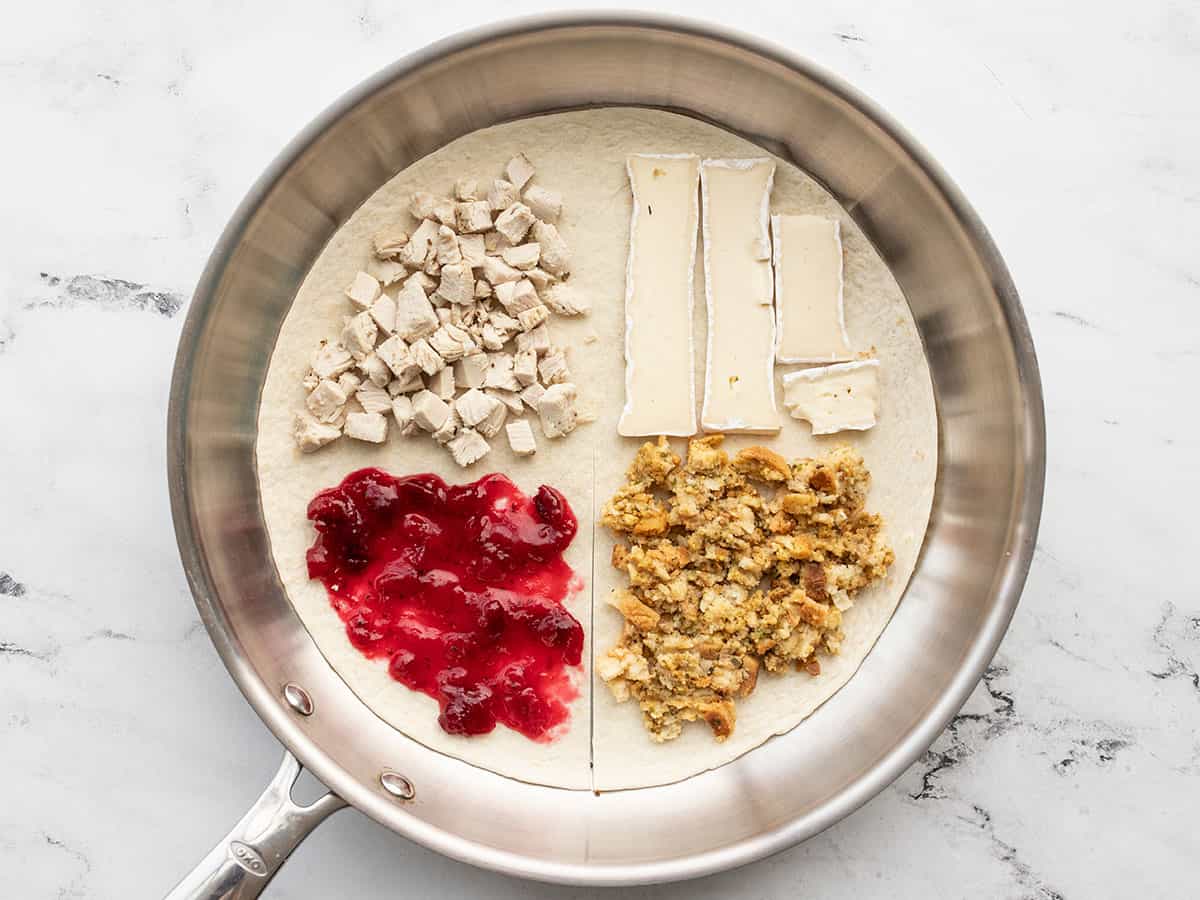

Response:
(165, 750), (346, 899)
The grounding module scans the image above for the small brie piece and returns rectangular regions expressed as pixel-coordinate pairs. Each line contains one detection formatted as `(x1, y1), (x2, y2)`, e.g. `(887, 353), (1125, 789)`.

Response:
(344, 411), (388, 443)
(345, 271), (381, 309)
(294, 414), (341, 452)
(699, 158), (780, 433)
(772, 215), (854, 363)
(505, 419), (537, 456)
(618, 153), (700, 437)
(781, 359), (880, 435)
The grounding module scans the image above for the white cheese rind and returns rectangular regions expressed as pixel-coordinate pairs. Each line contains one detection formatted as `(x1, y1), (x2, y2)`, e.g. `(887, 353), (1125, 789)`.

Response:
(618, 153), (699, 437)
(699, 158), (780, 433)
(781, 359), (880, 435)
(772, 214), (854, 364)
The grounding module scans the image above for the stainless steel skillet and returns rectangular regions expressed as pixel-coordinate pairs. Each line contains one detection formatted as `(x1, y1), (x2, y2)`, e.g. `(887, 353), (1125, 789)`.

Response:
(165, 12), (1045, 897)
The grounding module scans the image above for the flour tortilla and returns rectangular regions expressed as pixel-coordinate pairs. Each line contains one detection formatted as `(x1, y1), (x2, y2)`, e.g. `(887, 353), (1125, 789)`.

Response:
(256, 108), (937, 793)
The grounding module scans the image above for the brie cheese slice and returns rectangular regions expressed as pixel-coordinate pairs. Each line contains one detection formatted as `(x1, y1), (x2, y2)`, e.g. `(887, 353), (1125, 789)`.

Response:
(781, 359), (880, 434)
(617, 153), (700, 437)
(699, 158), (780, 433)
(772, 214), (854, 363)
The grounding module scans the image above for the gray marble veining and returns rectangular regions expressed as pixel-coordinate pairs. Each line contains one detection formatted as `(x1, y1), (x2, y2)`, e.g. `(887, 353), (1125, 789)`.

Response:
(2, 1), (1197, 897)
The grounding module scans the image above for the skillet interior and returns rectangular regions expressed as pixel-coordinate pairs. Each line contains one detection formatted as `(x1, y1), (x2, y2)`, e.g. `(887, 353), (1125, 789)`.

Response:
(168, 14), (1044, 886)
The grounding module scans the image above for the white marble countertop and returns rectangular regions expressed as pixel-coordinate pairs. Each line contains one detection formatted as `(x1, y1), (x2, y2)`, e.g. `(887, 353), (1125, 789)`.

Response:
(2, 1), (1197, 897)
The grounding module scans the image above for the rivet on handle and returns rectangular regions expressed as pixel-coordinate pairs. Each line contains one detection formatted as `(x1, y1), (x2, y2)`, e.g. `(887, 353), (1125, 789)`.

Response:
(380, 771), (415, 801)
(283, 682), (314, 716)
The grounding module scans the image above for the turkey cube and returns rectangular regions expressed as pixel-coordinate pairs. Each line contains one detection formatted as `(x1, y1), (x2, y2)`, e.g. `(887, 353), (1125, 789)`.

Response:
(393, 280), (439, 340)
(532, 221), (571, 276)
(456, 388), (502, 429)
(337, 371), (362, 398)
(454, 177), (479, 201)
(412, 390), (451, 432)
(523, 185), (562, 223)
(513, 349), (538, 386)
(356, 380), (393, 415)
(488, 388), (525, 415)
(375, 336), (418, 379)
(544, 285), (590, 316)
(409, 338), (445, 375)
(505, 419), (537, 456)
(429, 323), (475, 362)
(431, 403), (461, 445)
(434, 225), (462, 266)
(495, 278), (541, 314)
(494, 202), (536, 244)
(432, 198), (457, 228)
(436, 262), (475, 305)
(391, 395), (417, 435)
(345, 271), (381, 309)
(488, 178), (519, 211)
(447, 428), (491, 467)
(427, 365), (455, 400)
(505, 153), (535, 190)
(399, 218), (440, 269)
(294, 414), (342, 453)
(387, 370), (424, 394)
(311, 343), (355, 379)
(474, 279), (492, 299)
(369, 294), (397, 333)
(536, 382), (578, 438)
(516, 323), (552, 355)
(453, 352), (489, 389)
(520, 382), (546, 411)
(342, 311), (379, 359)
(455, 200), (493, 234)
(358, 352), (392, 387)
(517, 305), (550, 332)
(307, 379), (347, 423)
(345, 412), (388, 443)
(483, 352), (522, 392)
(481, 255), (522, 286)
(501, 243), (540, 270)
(538, 346), (570, 384)
(458, 233), (486, 268)
(372, 226), (409, 259)
(409, 191), (439, 220)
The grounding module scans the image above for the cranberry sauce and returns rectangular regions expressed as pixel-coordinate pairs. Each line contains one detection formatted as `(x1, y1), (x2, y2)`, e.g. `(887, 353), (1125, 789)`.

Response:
(305, 468), (583, 741)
